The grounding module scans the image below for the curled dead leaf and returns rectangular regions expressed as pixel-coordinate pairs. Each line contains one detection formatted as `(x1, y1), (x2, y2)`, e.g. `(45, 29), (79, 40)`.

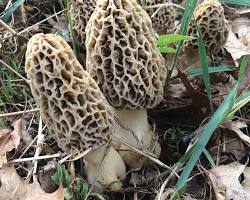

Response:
(222, 120), (250, 146)
(209, 162), (250, 200)
(224, 30), (250, 65)
(0, 164), (64, 200)
(0, 119), (24, 168)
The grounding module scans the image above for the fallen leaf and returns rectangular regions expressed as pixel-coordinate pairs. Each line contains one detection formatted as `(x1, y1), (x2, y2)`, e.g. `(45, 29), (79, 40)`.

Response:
(0, 119), (24, 167)
(224, 30), (250, 65)
(236, 9), (250, 16)
(210, 129), (246, 162)
(38, 161), (58, 193)
(0, 164), (64, 200)
(209, 162), (250, 200)
(232, 17), (250, 50)
(222, 120), (250, 147)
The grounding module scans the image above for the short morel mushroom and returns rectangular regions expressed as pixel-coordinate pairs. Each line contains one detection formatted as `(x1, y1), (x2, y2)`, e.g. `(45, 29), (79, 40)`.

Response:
(86, 0), (167, 168)
(71, 0), (96, 48)
(25, 33), (126, 191)
(141, 0), (176, 33)
(183, 0), (229, 55)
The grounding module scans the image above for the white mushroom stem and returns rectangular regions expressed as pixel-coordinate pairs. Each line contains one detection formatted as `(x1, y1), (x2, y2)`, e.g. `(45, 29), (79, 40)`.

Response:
(84, 144), (126, 191)
(112, 109), (161, 169)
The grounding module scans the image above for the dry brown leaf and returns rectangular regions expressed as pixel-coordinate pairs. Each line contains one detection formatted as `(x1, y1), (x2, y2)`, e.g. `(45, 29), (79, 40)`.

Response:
(209, 162), (250, 200)
(224, 30), (250, 65)
(209, 130), (246, 162)
(0, 164), (64, 200)
(222, 120), (250, 147)
(0, 119), (24, 167)
(232, 17), (250, 49)
(38, 161), (58, 193)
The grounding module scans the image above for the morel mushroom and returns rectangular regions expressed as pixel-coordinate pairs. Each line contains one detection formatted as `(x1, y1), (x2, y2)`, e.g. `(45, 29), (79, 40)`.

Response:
(71, 0), (96, 49)
(86, 0), (167, 168)
(25, 33), (126, 191)
(183, 0), (229, 55)
(141, 0), (176, 33)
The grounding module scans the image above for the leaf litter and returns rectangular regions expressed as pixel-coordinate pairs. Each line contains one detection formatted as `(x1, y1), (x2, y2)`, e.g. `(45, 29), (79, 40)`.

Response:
(1, 0), (250, 200)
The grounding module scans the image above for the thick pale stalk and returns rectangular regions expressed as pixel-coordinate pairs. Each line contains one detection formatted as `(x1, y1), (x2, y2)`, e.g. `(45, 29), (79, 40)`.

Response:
(84, 144), (126, 191)
(113, 109), (161, 169)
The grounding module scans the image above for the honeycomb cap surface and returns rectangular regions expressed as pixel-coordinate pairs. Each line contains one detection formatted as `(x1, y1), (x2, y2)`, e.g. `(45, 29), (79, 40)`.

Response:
(25, 33), (113, 153)
(71, 0), (96, 47)
(86, 0), (167, 109)
(183, 0), (229, 54)
(143, 0), (176, 33)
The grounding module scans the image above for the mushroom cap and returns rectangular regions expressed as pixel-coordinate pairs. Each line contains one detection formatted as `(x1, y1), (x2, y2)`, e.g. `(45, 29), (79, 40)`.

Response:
(71, 0), (96, 48)
(183, 0), (229, 54)
(142, 0), (176, 33)
(25, 33), (114, 153)
(86, 0), (167, 110)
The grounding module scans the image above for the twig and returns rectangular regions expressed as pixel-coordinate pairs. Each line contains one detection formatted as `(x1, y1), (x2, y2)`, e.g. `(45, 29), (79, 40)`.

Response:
(145, 3), (184, 11)
(0, 19), (17, 35)
(0, 108), (40, 118)
(113, 135), (179, 177)
(0, 59), (29, 84)
(9, 153), (62, 163)
(33, 116), (44, 175)
(156, 166), (179, 200)
(151, 5), (164, 19)
(59, 148), (92, 164)
(4, 9), (66, 41)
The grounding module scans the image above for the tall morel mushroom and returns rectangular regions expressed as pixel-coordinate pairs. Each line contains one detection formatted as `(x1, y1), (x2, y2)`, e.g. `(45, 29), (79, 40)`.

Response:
(141, 0), (176, 33)
(71, 0), (96, 48)
(25, 33), (126, 191)
(86, 0), (167, 168)
(183, 0), (229, 55)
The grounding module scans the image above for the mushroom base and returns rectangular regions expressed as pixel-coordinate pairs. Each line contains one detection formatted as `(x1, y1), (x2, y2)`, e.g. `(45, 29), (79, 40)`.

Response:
(84, 144), (126, 191)
(112, 109), (161, 169)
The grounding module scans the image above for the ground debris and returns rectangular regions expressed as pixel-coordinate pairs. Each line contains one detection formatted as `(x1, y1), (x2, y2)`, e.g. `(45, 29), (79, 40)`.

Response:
(0, 164), (64, 200)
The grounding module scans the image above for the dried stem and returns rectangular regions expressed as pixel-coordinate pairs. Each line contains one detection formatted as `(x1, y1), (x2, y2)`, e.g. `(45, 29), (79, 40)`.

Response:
(0, 59), (29, 84)
(0, 108), (40, 118)
(9, 153), (62, 163)
(33, 116), (44, 175)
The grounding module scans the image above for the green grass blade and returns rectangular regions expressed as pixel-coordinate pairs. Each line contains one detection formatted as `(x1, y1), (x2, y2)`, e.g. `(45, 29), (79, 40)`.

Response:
(186, 66), (234, 77)
(173, 56), (248, 197)
(157, 34), (194, 47)
(175, 85), (237, 193)
(203, 149), (216, 167)
(64, 0), (77, 54)
(227, 55), (249, 117)
(169, 0), (198, 77)
(220, 0), (250, 6)
(229, 91), (250, 118)
(237, 56), (249, 88)
(0, 0), (25, 22)
(159, 46), (177, 53)
(197, 26), (213, 112)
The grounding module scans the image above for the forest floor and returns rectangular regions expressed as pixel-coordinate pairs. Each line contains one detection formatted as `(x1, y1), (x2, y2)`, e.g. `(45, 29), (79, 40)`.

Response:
(0, 0), (250, 199)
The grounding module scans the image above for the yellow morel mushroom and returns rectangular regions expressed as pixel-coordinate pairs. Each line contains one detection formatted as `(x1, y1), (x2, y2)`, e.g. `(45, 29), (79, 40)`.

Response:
(25, 33), (126, 191)
(86, 0), (167, 169)
(183, 0), (229, 55)
(71, 0), (96, 48)
(142, 0), (176, 33)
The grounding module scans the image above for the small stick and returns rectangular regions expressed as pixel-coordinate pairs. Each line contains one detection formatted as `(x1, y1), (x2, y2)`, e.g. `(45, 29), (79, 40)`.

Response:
(0, 108), (40, 118)
(113, 135), (179, 177)
(19, 134), (38, 159)
(156, 166), (179, 200)
(9, 153), (62, 163)
(33, 116), (44, 175)
(0, 59), (29, 84)
(4, 9), (66, 41)
(0, 19), (17, 35)
(145, 3), (184, 10)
